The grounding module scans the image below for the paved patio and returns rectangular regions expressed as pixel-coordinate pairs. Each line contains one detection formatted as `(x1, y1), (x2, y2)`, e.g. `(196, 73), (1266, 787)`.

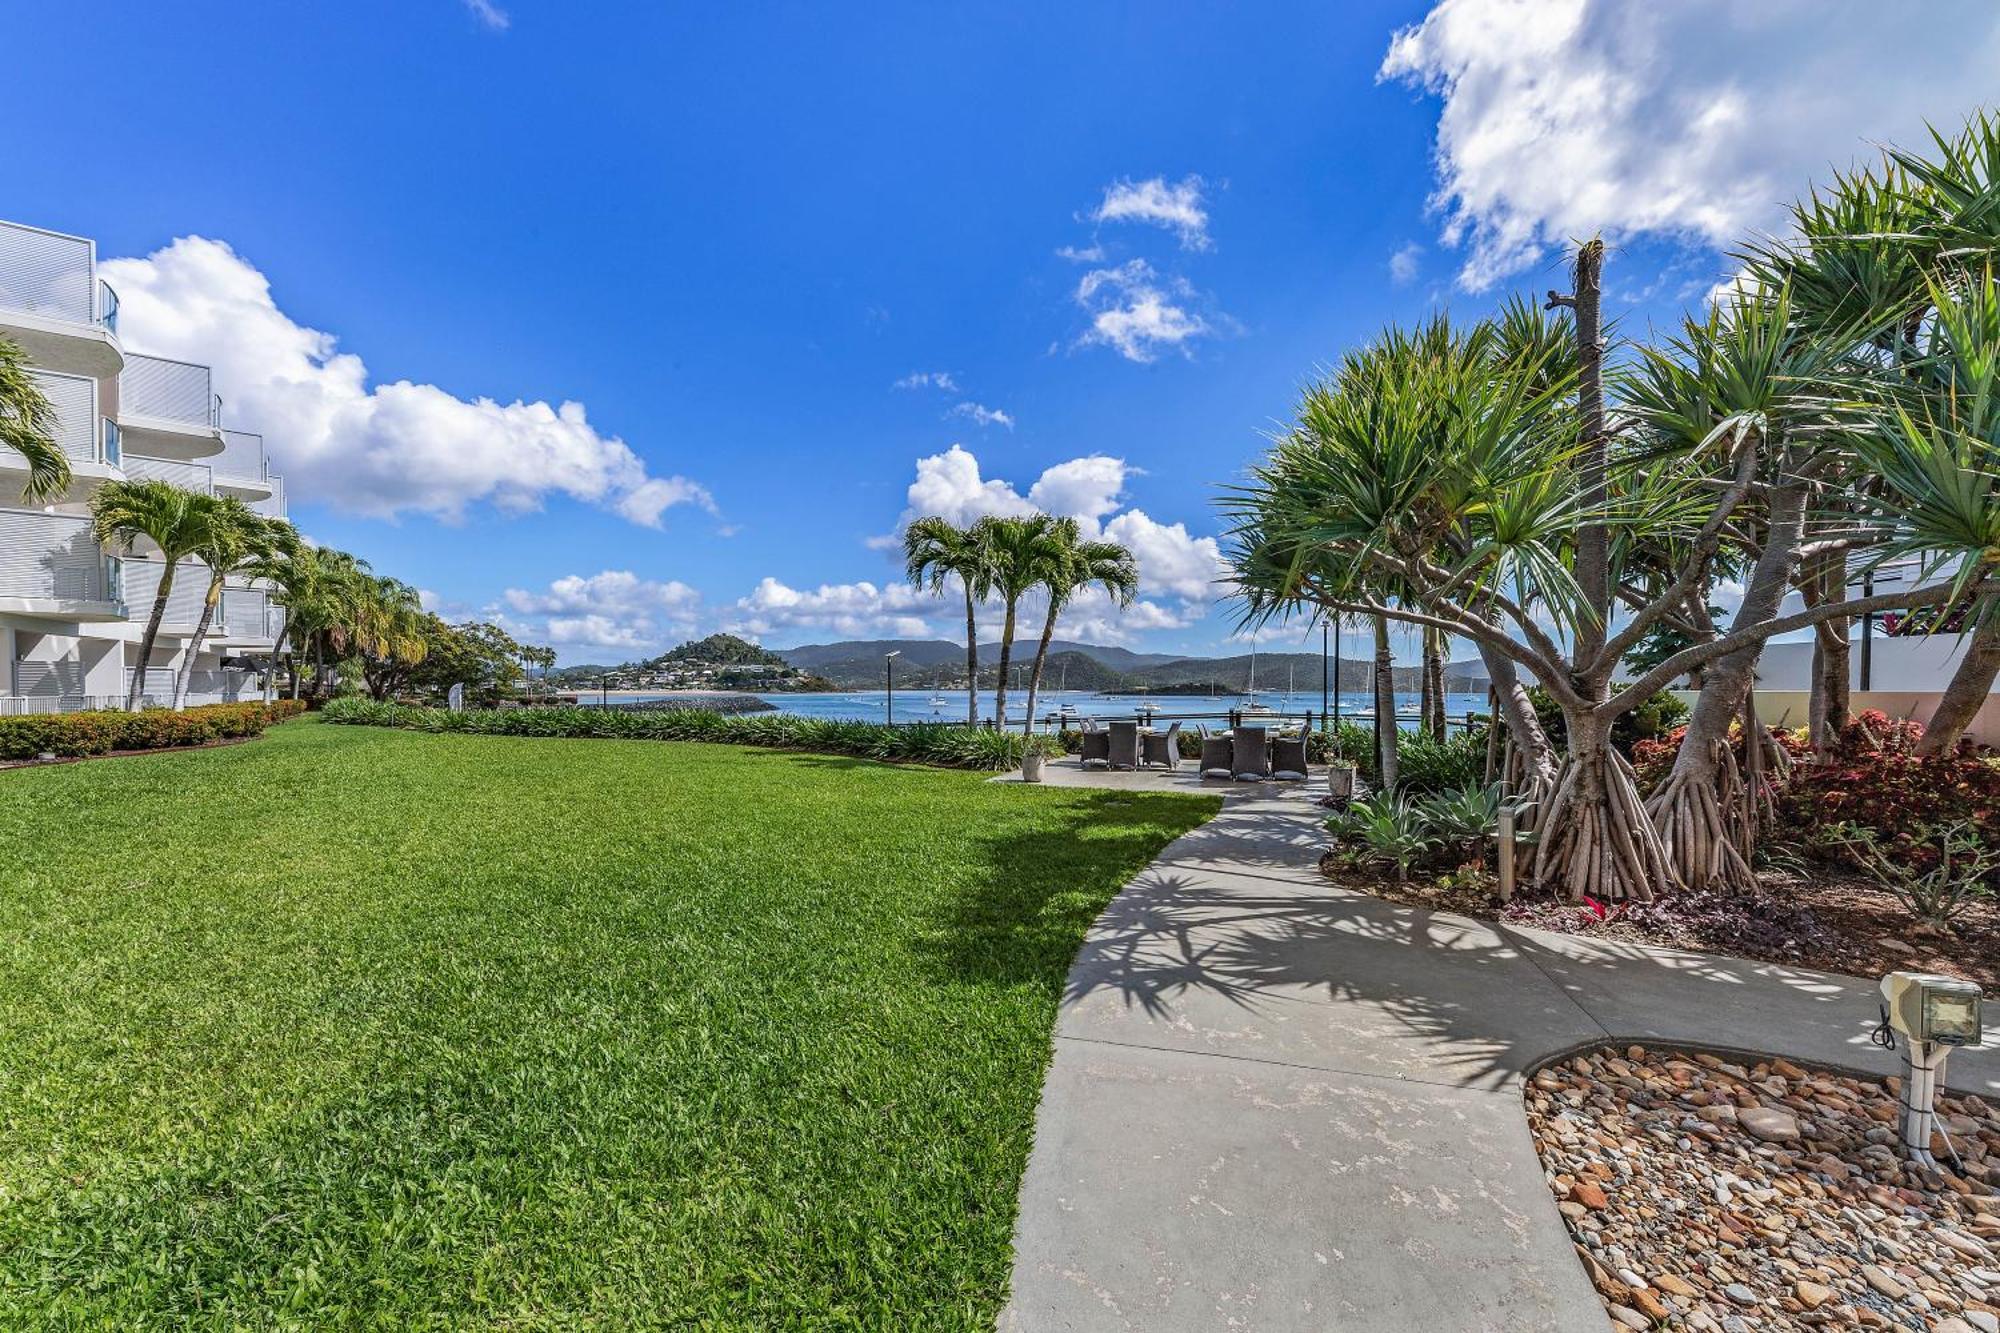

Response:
(1000, 762), (1997, 1331)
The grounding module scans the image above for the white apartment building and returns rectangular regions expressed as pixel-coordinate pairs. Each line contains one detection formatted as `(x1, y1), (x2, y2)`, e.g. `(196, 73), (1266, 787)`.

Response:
(0, 218), (286, 713)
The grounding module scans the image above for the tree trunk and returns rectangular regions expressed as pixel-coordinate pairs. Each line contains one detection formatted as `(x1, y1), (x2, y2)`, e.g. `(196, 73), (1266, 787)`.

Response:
(171, 575), (224, 711)
(992, 601), (1018, 731)
(1535, 706), (1675, 903)
(1023, 596), (1059, 735)
(1422, 626), (1446, 740)
(264, 610), (288, 704)
(1802, 547), (1850, 746)
(1475, 638), (1560, 805)
(126, 569), (177, 711)
(1917, 617), (2000, 755)
(1372, 614), (1398, 792)
(1647, 473), (1807, 892)
(1570, 239), (1611, 667)
(962, 584), (980, 727)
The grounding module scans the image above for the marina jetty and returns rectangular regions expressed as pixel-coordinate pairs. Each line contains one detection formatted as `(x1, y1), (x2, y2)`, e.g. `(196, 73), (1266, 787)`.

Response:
(552, 692), (777, 715)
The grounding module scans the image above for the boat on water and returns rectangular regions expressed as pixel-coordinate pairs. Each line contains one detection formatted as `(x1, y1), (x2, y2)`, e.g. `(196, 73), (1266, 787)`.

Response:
(926, 694), (949, 710)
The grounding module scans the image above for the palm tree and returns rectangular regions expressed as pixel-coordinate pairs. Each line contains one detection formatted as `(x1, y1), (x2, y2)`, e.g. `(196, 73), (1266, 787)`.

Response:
(90, 480), (212, 709)
(0, 336), (72, 504)
(973, 513), (1064, 730)
(172, 498), (286, 710)
(352, 576), (432, 700)
(903, 516), (993, 725)
(240, 530), (315, 703)
(1021, 521), (1138, 733)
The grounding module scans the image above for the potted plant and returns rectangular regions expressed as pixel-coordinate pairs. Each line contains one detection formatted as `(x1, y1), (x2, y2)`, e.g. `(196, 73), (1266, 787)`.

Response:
(1323, 729), (1357, 799)
(1021, 734), (1057, 783)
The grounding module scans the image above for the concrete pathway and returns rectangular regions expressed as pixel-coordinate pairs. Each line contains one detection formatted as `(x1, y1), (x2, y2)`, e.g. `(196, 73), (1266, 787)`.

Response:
(1001, 764), (1997, 1332)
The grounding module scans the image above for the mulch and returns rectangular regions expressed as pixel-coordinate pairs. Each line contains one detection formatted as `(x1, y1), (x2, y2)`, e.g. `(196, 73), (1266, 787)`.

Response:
(1323, 856), (2000, 992)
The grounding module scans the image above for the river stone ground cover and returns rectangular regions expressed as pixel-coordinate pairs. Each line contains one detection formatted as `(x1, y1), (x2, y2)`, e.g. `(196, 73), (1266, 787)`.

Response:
(0, 718), (1215, 1328)
(1528, 1045), (2000, 1331)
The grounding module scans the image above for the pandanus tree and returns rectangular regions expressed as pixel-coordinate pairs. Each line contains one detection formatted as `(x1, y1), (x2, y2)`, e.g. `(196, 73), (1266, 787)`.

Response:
(1229, 242), (1997, 902)
(903, 516), (994, 725)
(0, 336), (72, 504)
(90, 480), (213, 709)
(171, 497), (288, 710)
(1021, 519), (1138, 733)
(974, 513), (1066, 730)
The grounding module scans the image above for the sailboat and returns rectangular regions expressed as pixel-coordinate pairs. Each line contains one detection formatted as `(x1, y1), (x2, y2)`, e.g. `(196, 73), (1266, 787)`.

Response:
(1241, 640), (1279, 718)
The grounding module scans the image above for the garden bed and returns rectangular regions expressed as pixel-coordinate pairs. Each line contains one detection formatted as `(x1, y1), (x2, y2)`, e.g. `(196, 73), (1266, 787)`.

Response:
(1321, 859), (2000, 991)
(1528, 1044), (1998, 1331)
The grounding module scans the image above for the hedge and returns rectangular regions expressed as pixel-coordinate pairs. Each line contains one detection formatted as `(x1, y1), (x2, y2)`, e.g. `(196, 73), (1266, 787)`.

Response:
(320, 698), (1061, 771)
(0, 700), (308, 762)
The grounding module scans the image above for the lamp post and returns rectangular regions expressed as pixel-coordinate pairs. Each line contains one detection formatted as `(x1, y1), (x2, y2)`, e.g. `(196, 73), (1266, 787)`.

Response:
(1321, 621), (1331, 735)
(885, 650), (900, 725)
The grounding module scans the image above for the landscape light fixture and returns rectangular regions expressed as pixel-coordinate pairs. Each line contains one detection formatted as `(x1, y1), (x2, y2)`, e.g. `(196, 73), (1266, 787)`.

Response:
(1873, 970), (1984, 1168)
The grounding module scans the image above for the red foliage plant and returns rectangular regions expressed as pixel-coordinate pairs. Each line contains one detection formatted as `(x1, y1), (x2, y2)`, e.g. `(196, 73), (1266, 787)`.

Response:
(1782, 710), (2000, 868)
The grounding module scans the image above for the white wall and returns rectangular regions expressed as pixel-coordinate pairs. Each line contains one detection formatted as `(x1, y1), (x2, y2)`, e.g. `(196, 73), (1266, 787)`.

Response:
(1755, 634), (1993, 693)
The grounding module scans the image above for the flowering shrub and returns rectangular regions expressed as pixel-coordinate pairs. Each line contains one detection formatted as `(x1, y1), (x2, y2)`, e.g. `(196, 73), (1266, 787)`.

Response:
(1781, 710), (2000, 872)
(0, 700), (305, 761)
(1630, 719), (1812, 791)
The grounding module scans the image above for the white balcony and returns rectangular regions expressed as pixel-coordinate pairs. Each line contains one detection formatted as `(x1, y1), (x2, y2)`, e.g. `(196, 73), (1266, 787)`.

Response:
(213, 429), (274, 500)
(118, 353), (224, 460)
(0, 509), (125, 621)
(123, 453), (214, 495)
(0, 220), (122, 378)
(0, 368), (121, 502)
(251, 473), (287, 521)
(120, 558), (211, 633)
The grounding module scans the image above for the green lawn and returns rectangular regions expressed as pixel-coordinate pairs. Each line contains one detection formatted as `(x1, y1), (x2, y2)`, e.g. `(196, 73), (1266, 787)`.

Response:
(0, 718), (1215, 1328)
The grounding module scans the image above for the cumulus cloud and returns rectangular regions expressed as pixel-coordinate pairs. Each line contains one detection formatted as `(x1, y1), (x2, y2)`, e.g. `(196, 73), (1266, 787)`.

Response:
(893, 371), (958, 392)
(1093, 175), (1212, 250)
(499, 570), (703, 654)
(1055, 243), (1106, 264)
(1389, 241), (1424, 285)
(102, 237), (713, 527)
(727, 577), (934, 640)
(1381, 0), (2000, 291)
(949, 401), (1014, 429)
(880, 445), (1229, 637)
(1073, 260), (1211, 363)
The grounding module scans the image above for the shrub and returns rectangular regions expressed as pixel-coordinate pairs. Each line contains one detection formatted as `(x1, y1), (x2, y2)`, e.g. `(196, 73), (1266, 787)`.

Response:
(1631, 719), (1812, 792)
(1822, 820), (1998, 931)
(321, 698), (1060, 771)
(1393, 730), (1486, 795)
(1416, 783), (1506, 859)
(1780, 710), (2000, 867)
(1325, 792), (1434, 880)
(0, 701), (303, 761)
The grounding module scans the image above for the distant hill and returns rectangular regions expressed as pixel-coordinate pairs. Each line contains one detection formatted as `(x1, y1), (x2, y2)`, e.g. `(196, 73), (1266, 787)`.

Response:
(768, 637), (1491, 693)
(661, 633), (789, 668)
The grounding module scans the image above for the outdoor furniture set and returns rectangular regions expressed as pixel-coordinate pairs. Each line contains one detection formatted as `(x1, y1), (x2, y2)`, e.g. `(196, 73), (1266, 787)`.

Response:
(1077, 717), (1308, 782)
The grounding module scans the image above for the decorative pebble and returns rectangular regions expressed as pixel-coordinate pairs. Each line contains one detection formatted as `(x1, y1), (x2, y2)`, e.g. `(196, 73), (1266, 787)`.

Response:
(1525, 1046), (2000, 1333)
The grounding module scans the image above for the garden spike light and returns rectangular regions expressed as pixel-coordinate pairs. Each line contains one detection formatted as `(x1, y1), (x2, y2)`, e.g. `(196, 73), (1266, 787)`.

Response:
(1875, 971), (1984, 1169)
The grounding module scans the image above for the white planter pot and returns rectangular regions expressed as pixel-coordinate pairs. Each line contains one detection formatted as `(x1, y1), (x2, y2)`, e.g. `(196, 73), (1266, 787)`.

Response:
(1327, 763), (1357, 799)
(1021, 750), (1046, 783)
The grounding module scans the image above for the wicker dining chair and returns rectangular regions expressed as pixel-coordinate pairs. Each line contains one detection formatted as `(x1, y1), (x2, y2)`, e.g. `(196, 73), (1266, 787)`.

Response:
(1078, 716), (1111, 768)
(1271, 734), (1309, 781)
(1198, 725), (1234, 779)
(1141, 721), (1183, 770)
(1231, 726), (1271, 781)
(1106, 720), (1142, 771)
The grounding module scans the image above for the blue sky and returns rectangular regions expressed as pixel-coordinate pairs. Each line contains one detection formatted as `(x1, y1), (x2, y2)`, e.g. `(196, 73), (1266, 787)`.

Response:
(9, 2), (1997, 663)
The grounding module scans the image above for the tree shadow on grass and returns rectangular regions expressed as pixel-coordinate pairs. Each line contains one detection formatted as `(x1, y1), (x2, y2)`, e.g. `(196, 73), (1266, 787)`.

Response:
(913, 790), (1220, 994)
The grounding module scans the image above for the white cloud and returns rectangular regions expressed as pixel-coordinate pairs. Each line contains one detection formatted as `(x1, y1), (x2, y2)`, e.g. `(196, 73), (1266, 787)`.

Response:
(1389, 241), (1424, 285)
(1093, 175), (1212, 250)
(897, 444), (1038, 529)
(1102, 508), (1230, 602)
(499, 570), (703, 655)
(103, 237), (712, 527)
(1381, 0), (2000, 291)
(1026, 455), (1127, 525)
(949, 401), (1014, 430)
(1073, 260), (1211, 363)
(893, 371), (959, 392)
(728, 577), (935, 640)
(463, 0), (510, 29)
(1055, 243), (1106, 264)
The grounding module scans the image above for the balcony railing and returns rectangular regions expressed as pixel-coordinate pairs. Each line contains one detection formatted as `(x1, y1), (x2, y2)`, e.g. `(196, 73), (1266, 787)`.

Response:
(120, 353), (221, 431)
(97, 279), (119, 335)
(124, 453), (214, 494)
(122, 558), (209, 626)
(0, 220), (98, 327)
(220, 586), (270, 636)
(0, 510), (122, 607)
(252, 474), (287, 520)
(9, 369), (102, 463)
(214, 429), (268, 484)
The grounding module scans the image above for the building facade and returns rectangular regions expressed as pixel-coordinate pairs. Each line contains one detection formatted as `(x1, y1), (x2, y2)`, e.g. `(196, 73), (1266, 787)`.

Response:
(0, 218), (286, 713)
